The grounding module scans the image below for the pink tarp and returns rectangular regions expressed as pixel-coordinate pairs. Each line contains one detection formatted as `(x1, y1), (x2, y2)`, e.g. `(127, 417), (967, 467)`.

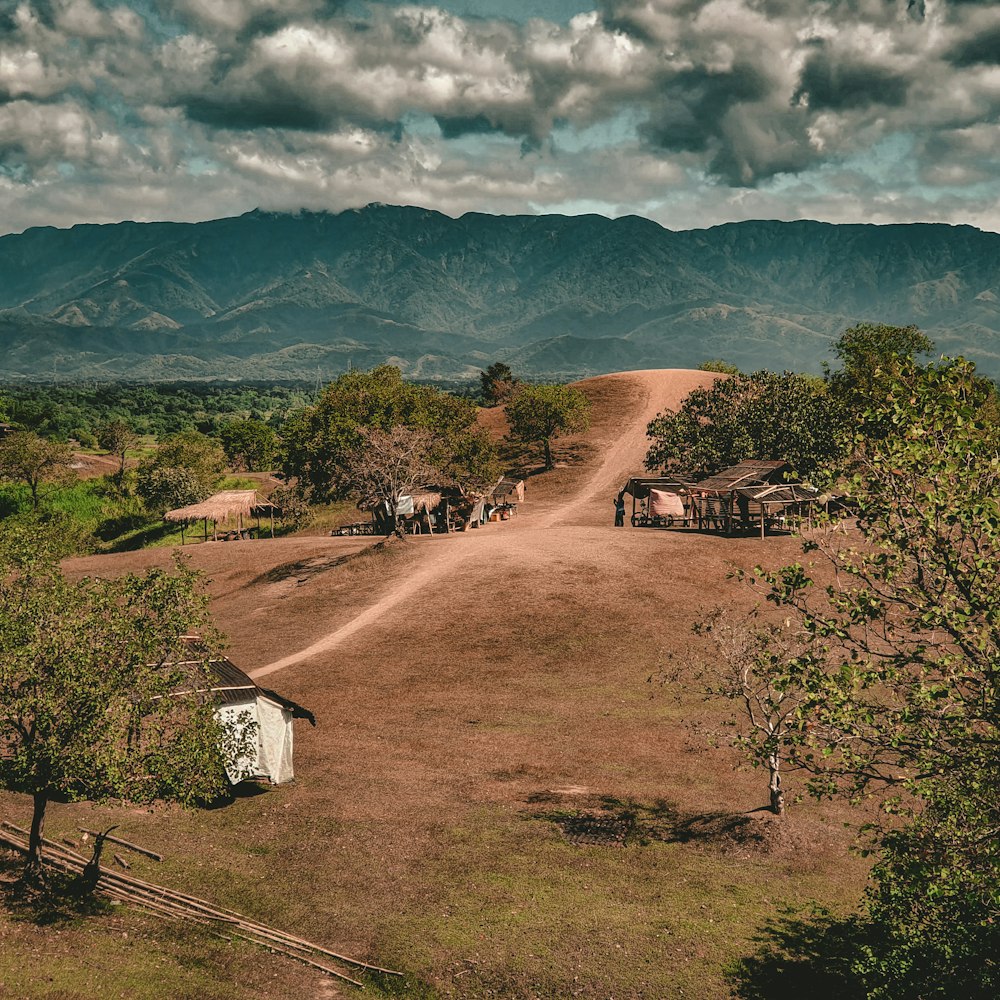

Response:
(649, 489), (686, 518)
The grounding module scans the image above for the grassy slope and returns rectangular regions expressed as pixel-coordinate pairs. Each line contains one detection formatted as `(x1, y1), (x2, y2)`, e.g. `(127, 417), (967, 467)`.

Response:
(0, 372), (870, 999)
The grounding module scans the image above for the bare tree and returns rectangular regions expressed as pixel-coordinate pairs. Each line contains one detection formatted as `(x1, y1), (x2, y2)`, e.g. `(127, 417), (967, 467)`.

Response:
(96, 419), (140, 486)
(691, 607), (811, 815)
(344, 426), (439, 535)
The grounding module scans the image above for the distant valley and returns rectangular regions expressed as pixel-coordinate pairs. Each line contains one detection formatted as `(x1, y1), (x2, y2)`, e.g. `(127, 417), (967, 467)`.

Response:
(1, 204), (999, 381)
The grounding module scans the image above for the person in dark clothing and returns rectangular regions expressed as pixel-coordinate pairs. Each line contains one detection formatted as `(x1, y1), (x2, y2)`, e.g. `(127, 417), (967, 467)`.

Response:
(614, 491), (626, 527)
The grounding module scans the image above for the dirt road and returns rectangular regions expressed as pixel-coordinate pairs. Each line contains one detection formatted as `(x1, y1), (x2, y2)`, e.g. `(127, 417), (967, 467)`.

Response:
(249, 369), (715, 680)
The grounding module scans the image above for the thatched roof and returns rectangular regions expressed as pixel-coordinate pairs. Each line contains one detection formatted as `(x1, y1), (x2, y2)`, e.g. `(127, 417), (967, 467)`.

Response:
(164, 489), (278, 525)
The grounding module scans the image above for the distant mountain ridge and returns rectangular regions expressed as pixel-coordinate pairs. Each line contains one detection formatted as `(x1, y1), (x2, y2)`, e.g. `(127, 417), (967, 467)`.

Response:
(1, 205), (998, 381)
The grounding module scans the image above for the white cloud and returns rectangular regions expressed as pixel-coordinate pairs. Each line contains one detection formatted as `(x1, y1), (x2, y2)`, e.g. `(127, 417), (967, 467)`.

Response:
(0, 0), (1000, 235)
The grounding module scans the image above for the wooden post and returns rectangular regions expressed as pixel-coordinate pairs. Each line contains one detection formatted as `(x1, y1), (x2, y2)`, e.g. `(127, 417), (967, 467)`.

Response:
(270, 510), (274, 538)
(761, 503), (766, 540)
(180, 523), (185, 545)
(204, 517), (208, 542)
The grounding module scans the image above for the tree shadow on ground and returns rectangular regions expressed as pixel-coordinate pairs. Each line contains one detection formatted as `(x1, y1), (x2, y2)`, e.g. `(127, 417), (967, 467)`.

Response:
(248, 551), (357, 586)
(727, 905), (867, 1000)
(0, 852), (111, 926)
(103, 521), (180, 552)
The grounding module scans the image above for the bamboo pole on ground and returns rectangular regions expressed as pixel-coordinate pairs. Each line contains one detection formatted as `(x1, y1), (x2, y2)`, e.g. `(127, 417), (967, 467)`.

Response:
(0, 821), (402, 983)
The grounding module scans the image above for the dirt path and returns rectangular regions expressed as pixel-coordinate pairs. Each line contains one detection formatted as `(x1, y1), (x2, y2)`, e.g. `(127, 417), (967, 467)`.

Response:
(250, 369), (714, 681)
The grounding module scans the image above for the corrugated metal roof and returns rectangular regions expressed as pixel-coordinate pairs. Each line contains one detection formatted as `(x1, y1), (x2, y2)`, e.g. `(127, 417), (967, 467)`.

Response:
(166, 641), (315, 723)
(695, 460), (790, 492)
(623, 477), (691, 498)
(734, 483), (822, 504)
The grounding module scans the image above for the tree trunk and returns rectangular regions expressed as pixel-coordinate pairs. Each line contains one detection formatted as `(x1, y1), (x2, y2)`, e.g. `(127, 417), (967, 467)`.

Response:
(768, 756), (784, 815)
(24, 790), (48, 880)
(543, 437), (553, 470)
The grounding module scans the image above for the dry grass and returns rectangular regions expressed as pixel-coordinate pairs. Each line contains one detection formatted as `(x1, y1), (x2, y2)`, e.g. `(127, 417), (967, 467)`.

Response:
(2, 370), (871, 999)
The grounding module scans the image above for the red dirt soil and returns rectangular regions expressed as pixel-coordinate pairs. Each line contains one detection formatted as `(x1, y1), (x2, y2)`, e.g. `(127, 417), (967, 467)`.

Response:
(44, 370), (867, 1000)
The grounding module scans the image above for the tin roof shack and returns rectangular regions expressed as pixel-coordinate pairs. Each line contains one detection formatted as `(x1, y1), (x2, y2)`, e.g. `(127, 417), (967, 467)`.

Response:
(211, 658), (314, 785)
(690, 461), (832, 536)
(691, 461), (789, 535)
(170, 645), (315, 785)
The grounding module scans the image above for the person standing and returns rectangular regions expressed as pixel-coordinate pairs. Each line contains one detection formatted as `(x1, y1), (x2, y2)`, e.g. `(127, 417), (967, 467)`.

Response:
(614, 491), (626, 527)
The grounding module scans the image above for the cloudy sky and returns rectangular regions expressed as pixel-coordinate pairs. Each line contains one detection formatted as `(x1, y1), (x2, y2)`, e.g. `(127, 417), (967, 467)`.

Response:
(2, 0), (999, 236)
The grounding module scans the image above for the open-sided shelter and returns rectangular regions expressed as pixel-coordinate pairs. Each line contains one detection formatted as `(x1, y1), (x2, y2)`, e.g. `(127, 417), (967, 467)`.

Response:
(621, 477), (692, 527)
(733, 483), (836, 538)
(690, 461), (788, 533)
(689, 461), (834, 535)
(165, 489), (279, 542)
(492, 478), (525, 504)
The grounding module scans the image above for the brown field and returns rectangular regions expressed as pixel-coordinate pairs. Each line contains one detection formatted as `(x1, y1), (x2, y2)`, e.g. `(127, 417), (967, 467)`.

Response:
(0, 371), (869, 999)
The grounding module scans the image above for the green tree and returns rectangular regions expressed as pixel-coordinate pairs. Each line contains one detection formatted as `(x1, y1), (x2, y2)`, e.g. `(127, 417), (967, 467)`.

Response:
(829, 322), (933, 386)
(692, 609), (809, 816)
(135, 465), (203, 515)
(219, 418), (278, 472)
(826, 323), (934, 436)
(698, 359), (740, 375)
(479, 362), (518, 406)
(755, 357), (1000, 997)
(96, 419), (140, 486)
(280, 365), (496, 502)
(0, 532), (250, 880)
(136, 430), (225, 513)
(0, 430), (74, 509)
(505, 383), (591, 471)
(645, 370), (843, 482)
(152, 431), (226, 491)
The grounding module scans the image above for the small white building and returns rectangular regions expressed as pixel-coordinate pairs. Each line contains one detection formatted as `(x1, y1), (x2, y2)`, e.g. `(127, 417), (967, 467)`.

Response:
(205, 655), (315, 785)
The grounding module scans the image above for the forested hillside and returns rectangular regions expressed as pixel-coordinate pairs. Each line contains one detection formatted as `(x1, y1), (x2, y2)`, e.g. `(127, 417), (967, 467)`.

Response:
(2, 206), (999, 380)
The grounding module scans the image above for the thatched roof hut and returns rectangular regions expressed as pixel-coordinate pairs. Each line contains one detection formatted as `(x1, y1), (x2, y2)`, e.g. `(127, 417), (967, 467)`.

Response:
(165, 490), (279, 542)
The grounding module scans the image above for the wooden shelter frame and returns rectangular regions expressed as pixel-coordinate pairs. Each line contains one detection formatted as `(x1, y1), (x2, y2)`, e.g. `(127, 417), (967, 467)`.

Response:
(621, 477), (692, 527)
(164, 490), (280, 543)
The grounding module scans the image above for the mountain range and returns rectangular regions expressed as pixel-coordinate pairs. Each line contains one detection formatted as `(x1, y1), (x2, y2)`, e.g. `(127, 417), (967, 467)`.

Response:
(1, 204), (999, 382)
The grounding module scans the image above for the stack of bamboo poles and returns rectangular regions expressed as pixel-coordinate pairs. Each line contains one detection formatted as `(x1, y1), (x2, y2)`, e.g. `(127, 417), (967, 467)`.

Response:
(0, 821), (400, 989)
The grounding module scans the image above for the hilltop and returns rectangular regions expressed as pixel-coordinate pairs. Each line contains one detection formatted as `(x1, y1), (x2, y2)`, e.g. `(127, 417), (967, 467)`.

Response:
(1, 370), (868, 999)
(2, 206), (999, 381)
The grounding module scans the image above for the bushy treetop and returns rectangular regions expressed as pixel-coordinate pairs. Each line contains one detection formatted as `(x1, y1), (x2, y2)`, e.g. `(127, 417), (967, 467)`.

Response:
(0, 528), (245, 877)
(645, 370), (843, 482)
(280, 365), (497, 502)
